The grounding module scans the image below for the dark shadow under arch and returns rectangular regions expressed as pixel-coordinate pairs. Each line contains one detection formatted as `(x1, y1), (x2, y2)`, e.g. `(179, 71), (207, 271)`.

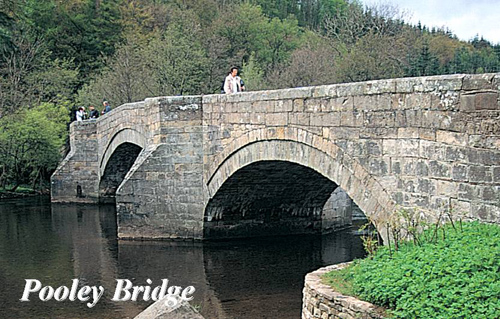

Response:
(204, 160), (338, 239)
(99, 142), (143, 203)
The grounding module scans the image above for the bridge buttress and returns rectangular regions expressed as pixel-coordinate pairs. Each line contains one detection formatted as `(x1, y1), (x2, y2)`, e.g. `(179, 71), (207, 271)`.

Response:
(51, 121), (100, 203)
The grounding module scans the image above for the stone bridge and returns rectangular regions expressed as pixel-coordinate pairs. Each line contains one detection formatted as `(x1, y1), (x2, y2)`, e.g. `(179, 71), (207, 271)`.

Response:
(51, 73), (500, 240)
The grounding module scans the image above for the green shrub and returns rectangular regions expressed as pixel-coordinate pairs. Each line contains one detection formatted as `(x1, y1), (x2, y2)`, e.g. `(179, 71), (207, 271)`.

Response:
(324, 222), (500, 318)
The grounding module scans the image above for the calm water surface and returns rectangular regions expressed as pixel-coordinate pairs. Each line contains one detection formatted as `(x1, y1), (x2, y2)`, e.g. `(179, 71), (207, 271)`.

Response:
(0, 197), (365, 319)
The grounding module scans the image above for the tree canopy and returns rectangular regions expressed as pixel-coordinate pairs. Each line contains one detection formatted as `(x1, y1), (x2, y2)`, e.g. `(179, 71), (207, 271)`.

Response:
(1, 0), (499, 190)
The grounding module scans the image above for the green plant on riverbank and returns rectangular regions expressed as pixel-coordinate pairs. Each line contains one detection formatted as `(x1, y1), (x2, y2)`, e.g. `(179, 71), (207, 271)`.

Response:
(324, 222), (500, 318)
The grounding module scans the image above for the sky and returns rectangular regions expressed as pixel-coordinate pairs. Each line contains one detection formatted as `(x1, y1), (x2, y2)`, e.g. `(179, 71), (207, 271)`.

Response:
(361, 0), (500, 44)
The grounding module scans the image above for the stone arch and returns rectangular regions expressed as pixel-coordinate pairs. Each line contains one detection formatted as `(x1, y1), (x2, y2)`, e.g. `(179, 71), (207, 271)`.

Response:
(99, 129), (146, 203)
(206, 128), (395, 239)
(100, 128), (147, 177)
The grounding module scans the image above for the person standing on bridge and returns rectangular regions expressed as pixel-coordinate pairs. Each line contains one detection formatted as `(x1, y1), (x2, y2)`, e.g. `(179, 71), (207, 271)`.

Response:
(101, 100), (112, 115)
(75, 107), (85, 122)
(223, 67), (244, 94)
(89, 105), (99, 119)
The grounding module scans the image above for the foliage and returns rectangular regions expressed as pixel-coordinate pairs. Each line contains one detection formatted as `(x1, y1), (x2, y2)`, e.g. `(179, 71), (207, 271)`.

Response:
(0, 102), (70, 191)
(324, 222), (500, 319)
(241, 53), (266, 91)
(1, 0), (500, 188)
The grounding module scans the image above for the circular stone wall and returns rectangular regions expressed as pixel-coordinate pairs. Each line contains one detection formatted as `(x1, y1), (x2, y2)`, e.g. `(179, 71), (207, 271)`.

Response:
(302, 263), (386, 319)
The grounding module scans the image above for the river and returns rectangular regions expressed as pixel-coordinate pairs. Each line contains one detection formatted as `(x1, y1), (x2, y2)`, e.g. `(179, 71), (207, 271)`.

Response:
(0, 197), (365, 319)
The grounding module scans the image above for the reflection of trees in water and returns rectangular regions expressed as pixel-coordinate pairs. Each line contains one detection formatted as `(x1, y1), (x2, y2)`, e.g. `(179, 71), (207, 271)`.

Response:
(0, 199), (141, 319)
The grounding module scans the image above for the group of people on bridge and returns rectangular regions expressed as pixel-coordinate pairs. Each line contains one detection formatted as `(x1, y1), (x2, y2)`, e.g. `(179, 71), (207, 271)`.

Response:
(75, 101), (112, 122)
(75, 67), (245, 122)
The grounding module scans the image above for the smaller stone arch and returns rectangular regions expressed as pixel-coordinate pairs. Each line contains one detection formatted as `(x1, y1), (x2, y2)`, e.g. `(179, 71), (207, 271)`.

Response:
(99, 128), (147, 177)
(98, 129), (146, 203)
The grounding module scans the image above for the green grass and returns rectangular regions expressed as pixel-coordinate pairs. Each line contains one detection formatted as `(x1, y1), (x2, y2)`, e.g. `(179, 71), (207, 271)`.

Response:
(323, 222), (500, 319)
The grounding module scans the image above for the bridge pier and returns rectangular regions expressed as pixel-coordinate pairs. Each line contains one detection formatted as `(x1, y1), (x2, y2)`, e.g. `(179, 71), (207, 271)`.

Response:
(115, 97), (207, 240)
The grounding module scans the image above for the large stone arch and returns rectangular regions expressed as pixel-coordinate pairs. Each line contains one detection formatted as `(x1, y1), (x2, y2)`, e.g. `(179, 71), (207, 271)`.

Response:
(99, 128), (147, 177)
(206, 128), (395, 239)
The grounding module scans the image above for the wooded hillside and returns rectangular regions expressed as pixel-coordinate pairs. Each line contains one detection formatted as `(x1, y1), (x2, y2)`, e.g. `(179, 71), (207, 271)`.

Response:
(1, 0), (499, 190)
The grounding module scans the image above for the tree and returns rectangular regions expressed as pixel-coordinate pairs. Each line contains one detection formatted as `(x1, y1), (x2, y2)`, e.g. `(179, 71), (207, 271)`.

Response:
(269, 32), (338, 88)
(77, 35), (153, 107)
(334, 32), (407, 82)
(0, 28), (78, 115)
(241, 53), (266, 91)
(0, 102), (70, 191)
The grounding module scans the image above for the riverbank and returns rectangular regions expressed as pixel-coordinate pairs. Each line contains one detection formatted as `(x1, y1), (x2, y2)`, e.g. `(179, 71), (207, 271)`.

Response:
(321, 222), (500, 318)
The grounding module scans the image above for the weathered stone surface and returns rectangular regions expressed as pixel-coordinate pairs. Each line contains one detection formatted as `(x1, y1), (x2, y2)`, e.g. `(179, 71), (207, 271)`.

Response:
(302, 263), (386, 319)
(52, 73), (500, 240)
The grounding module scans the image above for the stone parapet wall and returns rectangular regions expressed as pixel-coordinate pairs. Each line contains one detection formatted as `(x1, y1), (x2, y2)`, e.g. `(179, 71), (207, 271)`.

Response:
(302, 263), (385, 319)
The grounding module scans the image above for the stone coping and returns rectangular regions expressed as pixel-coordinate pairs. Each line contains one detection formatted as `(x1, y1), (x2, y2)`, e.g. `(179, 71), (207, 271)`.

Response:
(302, 262), (386, 319)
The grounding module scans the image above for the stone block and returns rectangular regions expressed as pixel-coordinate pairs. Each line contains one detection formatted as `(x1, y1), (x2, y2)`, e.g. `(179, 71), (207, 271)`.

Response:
(274, 100), (293, 112)
(428, 160), (451, 178)
(265, 113), (288, 126)
(421, 111), (453, 130)
(289, 113), (310, 126)
(460, 92), (499, 111)
(445, 146), (467, 162)
(436, 131), (468, 146)
(354, 95), (392, 111)
(364, 111), (396, 127)
(458, 183), (479, 201)
(430, 90), (460, 111)
(469, 166), (493, 183)
(471, 202), (500, 222)
(310, 113), (341, 127)
(400, 139), (420, 157)
(462, 74), (496, 90)
(329, 96), (354, 112)
(340, 111), (363, 127)
(494, 166), (500, 183)
(293, 98), (305, 112)
(450, 199), (471, 215)
(435, 180), (458, 196)
(452, 164), (468, 182)
(305, 99), (323, 112)
(417, 178), (434, 194)
(336, 82), (365, 96)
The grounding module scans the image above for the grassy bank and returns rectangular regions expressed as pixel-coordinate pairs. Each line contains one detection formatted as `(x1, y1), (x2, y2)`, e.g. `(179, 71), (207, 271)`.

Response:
(323, 222), (500, 318)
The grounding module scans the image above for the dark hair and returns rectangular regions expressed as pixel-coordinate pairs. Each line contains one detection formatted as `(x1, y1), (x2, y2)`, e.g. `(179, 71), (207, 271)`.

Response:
(230, 66), (238, 73)
(78, 107), (84, 111)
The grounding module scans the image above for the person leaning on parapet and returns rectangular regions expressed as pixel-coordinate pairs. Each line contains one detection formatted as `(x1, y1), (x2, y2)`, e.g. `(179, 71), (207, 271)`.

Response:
(101, 100), (112, 115)
(223, 67), (244, 94)
(75, 107), (85, 122)
(89, 105), (99, 119)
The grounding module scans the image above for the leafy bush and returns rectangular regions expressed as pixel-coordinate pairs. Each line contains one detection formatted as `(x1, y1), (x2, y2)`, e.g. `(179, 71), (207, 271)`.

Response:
(324, 222), (500, 318)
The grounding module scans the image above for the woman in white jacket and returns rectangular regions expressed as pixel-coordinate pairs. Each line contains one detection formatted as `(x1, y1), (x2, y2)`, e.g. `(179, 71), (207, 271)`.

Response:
(224, 67), (242, 94)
